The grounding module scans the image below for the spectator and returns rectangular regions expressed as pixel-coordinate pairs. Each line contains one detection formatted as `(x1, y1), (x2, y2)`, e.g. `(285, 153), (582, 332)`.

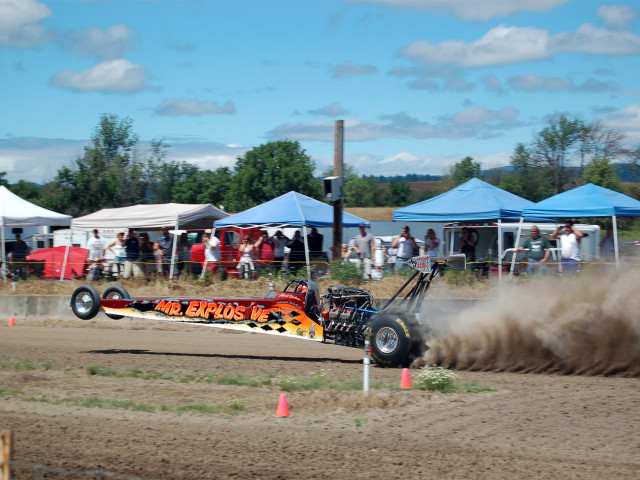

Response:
(459, 227), (477, 262)
(287, 230), (306, 276)
(307, 227), (323, 255)
(107, 231), (127, 277)
(9, 233), (30, 278)
(8, 233), (30, 265)
(138, 232), (156, 279)
(271, 230), (289, 274)
(237, 234), (263, 279)
(202, 233), (221, 274)
(340, 243), (353, 263)
(353, 223), (375, 280)
(392, 225), (417, 269)
(175, 232), (192, 278)
(123, 229), (142, 279)
(552, 221), (584, 276)
(516, 225), (551, 275)
(157, 227), (174, 279)
(86, 229), (107, 264)
(424, 228), (440, 257)
(258, 231), (275, 274)
(599, 226), (618, 264)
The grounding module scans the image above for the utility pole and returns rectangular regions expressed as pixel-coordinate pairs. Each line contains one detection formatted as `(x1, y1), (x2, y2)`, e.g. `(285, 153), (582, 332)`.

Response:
(332, 120), (344, 264)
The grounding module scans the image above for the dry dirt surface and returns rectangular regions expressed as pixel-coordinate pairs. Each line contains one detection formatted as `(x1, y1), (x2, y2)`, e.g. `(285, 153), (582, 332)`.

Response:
(2, 271), (640, 479)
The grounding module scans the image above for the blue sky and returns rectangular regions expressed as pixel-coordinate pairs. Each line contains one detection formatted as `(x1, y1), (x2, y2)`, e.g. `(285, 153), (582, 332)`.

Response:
(1, 0), (639, 184)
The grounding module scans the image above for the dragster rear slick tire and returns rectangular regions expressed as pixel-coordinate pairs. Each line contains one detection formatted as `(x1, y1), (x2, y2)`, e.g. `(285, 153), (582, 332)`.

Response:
(70, 285), (101, 320)
(102, 285), (130, 320)
(369, 308), (425, 368)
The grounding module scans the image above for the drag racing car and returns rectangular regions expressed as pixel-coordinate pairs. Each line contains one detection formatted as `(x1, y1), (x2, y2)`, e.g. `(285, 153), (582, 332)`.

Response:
(70, 256), (464, 367)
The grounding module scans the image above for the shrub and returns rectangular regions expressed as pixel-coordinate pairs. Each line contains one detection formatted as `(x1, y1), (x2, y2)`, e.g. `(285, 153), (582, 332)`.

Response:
(415, 365), (457, 393)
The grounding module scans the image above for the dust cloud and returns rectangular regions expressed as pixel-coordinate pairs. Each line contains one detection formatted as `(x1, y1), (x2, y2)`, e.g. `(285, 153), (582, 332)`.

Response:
(420, 268), (640, 377)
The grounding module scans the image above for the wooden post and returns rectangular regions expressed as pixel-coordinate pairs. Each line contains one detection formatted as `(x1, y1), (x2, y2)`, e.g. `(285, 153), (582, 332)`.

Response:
(1, 430), (12, 480)
(332, 120), (344, 264)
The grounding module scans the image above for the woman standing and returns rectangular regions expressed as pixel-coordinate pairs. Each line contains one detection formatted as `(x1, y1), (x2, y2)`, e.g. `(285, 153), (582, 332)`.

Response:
(107, 231), (127, 277)
(237, 234), (263, 279)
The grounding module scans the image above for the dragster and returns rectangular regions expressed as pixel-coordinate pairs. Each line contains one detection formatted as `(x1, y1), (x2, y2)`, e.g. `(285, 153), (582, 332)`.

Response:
(69, 256), (464, 367)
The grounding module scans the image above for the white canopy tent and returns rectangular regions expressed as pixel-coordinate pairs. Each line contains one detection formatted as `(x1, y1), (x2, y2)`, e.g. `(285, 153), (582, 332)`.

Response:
(0, 186), (72, 279)
(72, 203), (229, 279)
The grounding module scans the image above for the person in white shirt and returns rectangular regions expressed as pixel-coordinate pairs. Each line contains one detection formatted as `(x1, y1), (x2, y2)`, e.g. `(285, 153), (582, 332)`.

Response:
(392, 225), (418, 269)
(86, 229), (107, 262)
(202, 233), (221, 274)
(552, 221), (584, 275)
(424, 229), (440, 257)
(271, 230), (289, 274)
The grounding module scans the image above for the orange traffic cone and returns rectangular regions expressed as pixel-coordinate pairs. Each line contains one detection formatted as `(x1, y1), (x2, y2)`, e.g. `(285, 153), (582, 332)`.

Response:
(400, 368), (412, 389)
(275, 393), (290, 417)
(8, 316), (15, 327)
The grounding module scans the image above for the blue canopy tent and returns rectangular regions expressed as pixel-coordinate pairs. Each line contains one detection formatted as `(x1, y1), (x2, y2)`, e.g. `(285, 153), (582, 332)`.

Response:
(393, 178), (537, 279)
(214, 191), (368, 276)
(522, 183), (640, 268)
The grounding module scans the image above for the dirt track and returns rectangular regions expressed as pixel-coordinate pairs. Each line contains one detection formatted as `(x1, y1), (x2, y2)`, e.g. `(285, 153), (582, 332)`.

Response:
(2, 310), (640, 479)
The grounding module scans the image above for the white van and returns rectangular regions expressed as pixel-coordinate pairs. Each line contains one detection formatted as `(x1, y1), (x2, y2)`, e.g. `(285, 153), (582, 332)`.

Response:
(442, 222), (601, 275)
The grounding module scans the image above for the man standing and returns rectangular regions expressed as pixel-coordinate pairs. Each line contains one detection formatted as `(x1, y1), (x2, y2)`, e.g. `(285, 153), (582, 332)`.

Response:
(157, 227), (174, 279)
(307, 228), (324, 255)
(9, 233), (30, 277)
(392, 225), (418, 269)
(552, 221), (584, 276)
(175, 232), (192, 278)
(86, 229), (106, 263)
(516, 225), (551, 275)
(353, 223), (375, 280)
(123, 229), (142, 279)
(202, 233), (221, 274)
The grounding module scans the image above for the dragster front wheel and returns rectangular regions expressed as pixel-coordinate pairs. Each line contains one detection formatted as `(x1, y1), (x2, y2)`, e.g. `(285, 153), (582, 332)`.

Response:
(102, 285), (130, 320)
(70, 285), (101, 320)
(369, 309), (424, 368)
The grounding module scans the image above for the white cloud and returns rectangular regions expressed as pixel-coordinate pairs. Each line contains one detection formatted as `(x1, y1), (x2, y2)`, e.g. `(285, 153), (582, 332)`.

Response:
(60, 24), (137, 60)
(399, 23), (640, 68)
(0, 137), (248, 184)
(551, 23), (640, 55)
(49, 59), (149, 93)
(508, 73), (619, 93)
(0, 137), (86, 184)
(601, 104), (640, 144)
(348, 0), (569, 22)
(598, 5), (639, 30)
(308, 102), (347, 117)
(331, 61), (377, 78)
(399, 25), (551, 67)
(0, 0), (51, 47)
(154, 99), (236, 116)
(268, 107), (522, 143)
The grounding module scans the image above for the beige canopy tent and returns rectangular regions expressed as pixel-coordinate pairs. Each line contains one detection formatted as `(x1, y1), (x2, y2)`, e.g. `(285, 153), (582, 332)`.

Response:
(71, 203), (229, 279)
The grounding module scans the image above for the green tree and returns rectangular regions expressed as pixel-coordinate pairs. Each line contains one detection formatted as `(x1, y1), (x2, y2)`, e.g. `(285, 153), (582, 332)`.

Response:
(42, 114), (152, 216)
(441, 156), (482, 188)
(172, 167), (233, 207)
(584, 157), (624, 192)
(385, 180), (412, 206)
(344, 176), (384, 207)
(9, 180), (42, 204)
(499, 143), (555, 201)
(226, 140), (321, 211)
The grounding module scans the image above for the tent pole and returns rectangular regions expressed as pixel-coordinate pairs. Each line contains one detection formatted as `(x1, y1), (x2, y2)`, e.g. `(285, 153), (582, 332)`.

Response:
(302, 225), (311, 278)
(511, 217), (524, 277)
(1, 219), (5, 281)
(497, 219), (503, 282)
(60, 230), (72, 281)
(169, 221), (178, 280)
(612, 215), (620, 268)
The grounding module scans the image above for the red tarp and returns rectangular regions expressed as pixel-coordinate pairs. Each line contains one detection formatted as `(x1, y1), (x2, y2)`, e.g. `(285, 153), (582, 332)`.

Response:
(27, 246), (88, 280)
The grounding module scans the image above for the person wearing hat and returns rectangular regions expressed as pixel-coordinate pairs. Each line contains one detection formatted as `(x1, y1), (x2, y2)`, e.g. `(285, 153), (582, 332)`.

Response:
(392, 225), (417, 269)
(353, 223), (375, 280)
(516, 225), (551, 275)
